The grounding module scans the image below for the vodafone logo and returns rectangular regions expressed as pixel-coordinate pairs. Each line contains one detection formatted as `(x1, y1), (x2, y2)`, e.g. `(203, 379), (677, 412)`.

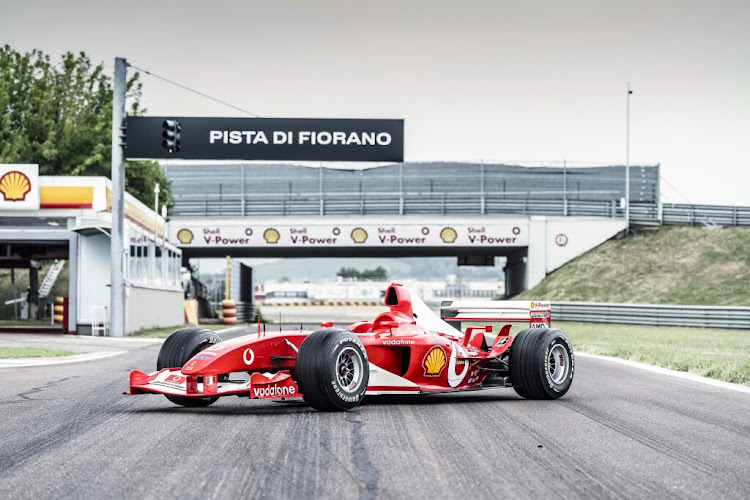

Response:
(252, 385), (296, 398)
(447, 344), (469, 388)
(243, 348), (255, 366)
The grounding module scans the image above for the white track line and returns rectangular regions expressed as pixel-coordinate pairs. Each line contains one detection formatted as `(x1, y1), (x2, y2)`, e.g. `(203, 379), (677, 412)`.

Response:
(0, 351), (127, 368)
(577, 352), (750, 395)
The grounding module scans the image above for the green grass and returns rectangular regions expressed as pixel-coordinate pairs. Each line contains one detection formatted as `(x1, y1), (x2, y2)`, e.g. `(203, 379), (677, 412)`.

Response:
(517, 226), (750, 306)
(0, 319), (52, 326)
(128, 324), (232, 338)
(557, 321), (750, 386)
(0, 347), (77, 359)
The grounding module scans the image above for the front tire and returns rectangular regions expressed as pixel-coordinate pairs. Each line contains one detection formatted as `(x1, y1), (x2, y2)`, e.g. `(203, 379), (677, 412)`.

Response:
(296, 328), (369, 412)
(509, 328), (574, 399)
(157, 327), (223, 407)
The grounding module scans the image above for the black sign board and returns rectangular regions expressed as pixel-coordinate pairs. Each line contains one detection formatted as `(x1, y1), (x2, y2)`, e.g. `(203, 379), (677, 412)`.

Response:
(126, 117), (404, 162)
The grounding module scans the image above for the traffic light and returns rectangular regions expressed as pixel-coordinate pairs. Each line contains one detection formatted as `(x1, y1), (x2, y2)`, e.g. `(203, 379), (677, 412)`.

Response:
(161, 119), (181, 153)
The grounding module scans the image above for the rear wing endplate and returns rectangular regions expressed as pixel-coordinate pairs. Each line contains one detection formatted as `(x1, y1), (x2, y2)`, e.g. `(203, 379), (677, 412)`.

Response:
(440, 300), (551, 330)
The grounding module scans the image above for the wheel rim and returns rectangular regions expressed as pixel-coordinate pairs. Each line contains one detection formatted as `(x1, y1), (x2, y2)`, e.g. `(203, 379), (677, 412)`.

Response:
(336, 347), (364, 393)
(548, 344), (570, 384)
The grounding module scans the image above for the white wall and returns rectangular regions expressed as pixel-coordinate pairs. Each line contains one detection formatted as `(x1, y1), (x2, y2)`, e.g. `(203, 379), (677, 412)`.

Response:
(125, 285), (184, 333)
(527, 217), (627, 290)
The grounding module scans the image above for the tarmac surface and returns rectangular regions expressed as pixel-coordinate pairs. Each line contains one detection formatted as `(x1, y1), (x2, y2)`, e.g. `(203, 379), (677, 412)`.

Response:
(1, 326), (749, 499)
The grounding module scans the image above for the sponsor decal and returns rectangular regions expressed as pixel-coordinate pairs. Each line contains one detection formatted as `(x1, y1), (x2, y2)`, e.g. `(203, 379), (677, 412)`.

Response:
(447, 344), (469, 388)
(440, 227), (457, 243)
(351, 227), (368, 243)
(531, 322), (548, 328)
(177, 228), (194, 244)
(382, 339), (415, 345)
(252, 384), (296, 398)
(243, 348), (255, 366)
(0, 171), (31, 201)
(164, 374), (186, 384)
(496, 337), (509, 347)
(202, 351), (218, 357)
(193, 355), (211, 361)
(183, 360), (197, 371)
(555, 234), (568, 247)
(422, 346), (447, 376)
(467, 368), (481, 385)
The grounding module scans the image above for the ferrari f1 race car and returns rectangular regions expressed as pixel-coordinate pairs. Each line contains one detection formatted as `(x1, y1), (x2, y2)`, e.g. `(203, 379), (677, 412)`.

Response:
(126, 283), (574, 411)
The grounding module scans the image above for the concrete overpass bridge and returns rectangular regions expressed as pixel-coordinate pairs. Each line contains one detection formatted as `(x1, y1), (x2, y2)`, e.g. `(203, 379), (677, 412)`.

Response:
(166, 162), (658, 296)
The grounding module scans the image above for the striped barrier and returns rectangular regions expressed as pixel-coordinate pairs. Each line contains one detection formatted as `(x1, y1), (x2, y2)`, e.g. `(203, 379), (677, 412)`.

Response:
(53, 296), (68, 329)
(222, 299), (237, 325)
(260, 300), (383, 307)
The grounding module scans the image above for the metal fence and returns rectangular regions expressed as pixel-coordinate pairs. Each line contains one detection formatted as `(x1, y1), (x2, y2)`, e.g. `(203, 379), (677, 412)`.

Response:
(166, 162), (660, 219)
(553, 302), (750, 330)
(662, 204), (750, 227)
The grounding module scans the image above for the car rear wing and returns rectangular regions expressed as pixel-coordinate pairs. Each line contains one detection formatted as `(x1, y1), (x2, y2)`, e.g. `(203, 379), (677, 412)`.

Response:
(440, 300), (551, 330)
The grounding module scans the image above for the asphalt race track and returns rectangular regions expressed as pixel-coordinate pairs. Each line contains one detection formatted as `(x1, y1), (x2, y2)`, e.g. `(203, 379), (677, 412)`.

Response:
(1, 327), (749, 499)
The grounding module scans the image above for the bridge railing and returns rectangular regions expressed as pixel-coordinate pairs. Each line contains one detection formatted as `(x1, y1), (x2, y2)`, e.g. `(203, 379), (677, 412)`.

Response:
(170, 190), (624, 218)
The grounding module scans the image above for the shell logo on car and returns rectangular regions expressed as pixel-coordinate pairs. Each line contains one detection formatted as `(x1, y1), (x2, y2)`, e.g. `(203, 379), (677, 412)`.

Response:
(177, 228), (194, 244)
(264, 228), (280, 244)
(0, 171), (31, 201)
(351, 227), (368, 243)
(422, 346), (447, 376)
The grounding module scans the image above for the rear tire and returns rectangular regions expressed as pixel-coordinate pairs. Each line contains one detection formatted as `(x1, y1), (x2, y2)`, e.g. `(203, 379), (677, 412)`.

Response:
(509, 328), (574, 399)
(157, 327), (223, 407)
(296, 328), (369, 412)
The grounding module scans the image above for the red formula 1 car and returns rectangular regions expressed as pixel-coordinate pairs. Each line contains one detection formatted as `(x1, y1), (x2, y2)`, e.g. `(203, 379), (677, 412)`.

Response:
(126, 283), (574, 411)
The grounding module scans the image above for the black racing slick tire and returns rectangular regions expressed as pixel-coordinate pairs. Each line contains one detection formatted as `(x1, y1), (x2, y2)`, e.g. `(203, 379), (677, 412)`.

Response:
(509, 328), (574, 400)
(296, 328), (369, 412)
(156, 327), (223, 407)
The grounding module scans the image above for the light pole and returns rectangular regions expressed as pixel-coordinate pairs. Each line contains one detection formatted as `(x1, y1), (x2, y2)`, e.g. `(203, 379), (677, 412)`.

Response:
(110, 57), (127, 337)
(625, 83), (632, 233)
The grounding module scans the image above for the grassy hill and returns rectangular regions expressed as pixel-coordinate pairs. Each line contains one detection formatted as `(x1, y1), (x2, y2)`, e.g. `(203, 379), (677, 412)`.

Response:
(517, 226), (750, 306)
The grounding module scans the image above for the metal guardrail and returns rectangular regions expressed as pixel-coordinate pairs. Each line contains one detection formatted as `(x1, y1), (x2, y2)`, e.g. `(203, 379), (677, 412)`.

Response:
(661, 204), (750, 227)
(553, 302), (750, 330)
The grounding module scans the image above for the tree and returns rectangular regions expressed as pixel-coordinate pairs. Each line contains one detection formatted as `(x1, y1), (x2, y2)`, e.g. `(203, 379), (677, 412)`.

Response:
(336, 266), (388, 281)
(0, 45), (170, 206)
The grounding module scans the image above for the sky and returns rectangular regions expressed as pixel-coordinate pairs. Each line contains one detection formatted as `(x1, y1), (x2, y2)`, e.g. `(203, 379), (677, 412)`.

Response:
(1, 0), (748, 205)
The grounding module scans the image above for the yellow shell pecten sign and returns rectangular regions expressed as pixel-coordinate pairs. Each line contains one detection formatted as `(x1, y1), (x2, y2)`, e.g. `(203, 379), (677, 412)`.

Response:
(440, 227), (457, 243)
(177, 228), (194, 244)
(351, 227), (368, 244)
(0, 171), (31, 201)
(422, 346), (447, 376)
(264, 228), (280, 244)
